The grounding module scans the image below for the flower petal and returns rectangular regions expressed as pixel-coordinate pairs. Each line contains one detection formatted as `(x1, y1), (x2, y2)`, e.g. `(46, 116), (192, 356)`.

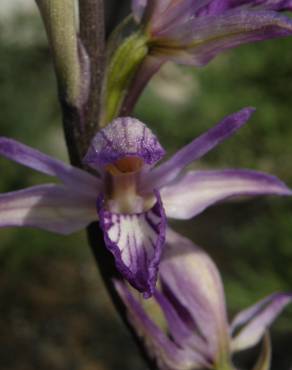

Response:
(252, 332), (271, 370)
(84, 117), (165, 171)
(98, 191), (166, 298)
(159, 228), (230, 362)
(151, 0), (210, 32)
(231, 293), (292, 353)
(154, 288), (211, 366)
(115, 280), (201, 370)
(0, 184), (97, 234)
(144, 107), (255, 190)
(161, 169), (292, 219)
(0, 137), (100, 193)
(161, 10), (292, 66)
(132, 0), (148, 22)
(196, 0), (292, 17)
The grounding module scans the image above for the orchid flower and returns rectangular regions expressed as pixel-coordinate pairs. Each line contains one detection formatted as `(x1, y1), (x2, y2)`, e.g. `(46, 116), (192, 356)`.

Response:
(117, 0), (292, 115)
(115, 228), (292, 370)
(132, 0), (292, 66)
(0, 108), (291, 297)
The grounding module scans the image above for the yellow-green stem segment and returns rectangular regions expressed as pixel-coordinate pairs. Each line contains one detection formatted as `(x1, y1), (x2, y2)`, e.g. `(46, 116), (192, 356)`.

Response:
(36, 0), (81, 106)
(101, 32), (148, 127)
(215, 362), (236, 370)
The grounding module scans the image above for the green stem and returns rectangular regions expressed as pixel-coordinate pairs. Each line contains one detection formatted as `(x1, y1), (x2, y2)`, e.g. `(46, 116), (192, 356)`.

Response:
(215, 359), (237, 370)
(35, 2), (158, 368)
(35, 0), (81, 106)
(217, 365), (236, 370)
(100, 31), (148, 127)
(35, 0), (87, 166)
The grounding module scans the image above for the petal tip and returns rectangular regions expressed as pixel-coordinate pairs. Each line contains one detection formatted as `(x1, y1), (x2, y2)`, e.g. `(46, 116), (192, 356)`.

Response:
(238, 106), (256, 121)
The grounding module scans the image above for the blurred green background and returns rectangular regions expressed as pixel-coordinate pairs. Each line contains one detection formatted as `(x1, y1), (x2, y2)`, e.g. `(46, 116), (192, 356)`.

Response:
(0, 4), (292, 370)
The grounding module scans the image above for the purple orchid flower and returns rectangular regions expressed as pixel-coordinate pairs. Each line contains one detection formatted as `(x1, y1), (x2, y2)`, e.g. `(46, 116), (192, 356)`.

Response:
(0, 108), (291, 297)
(115, 228), (292, 370)
(122, 0), (292, 113)
(132, 0), (292, 66)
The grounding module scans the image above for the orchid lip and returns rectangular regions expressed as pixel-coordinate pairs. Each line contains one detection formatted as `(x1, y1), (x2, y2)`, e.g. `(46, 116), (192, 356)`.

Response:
(98, 190), (166, 297)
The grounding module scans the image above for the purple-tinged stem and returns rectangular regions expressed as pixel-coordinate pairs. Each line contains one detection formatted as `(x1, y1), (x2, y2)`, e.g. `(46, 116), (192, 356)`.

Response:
(79, 0), (106, 148)
(79, 2), (156, 368)
(35, 1), (157, 367)
(87, 224), (158, 370)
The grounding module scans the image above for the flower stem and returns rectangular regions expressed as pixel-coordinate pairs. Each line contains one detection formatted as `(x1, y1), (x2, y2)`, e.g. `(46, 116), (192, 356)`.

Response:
(87, 223), (158, 370)
(217, 365), (236, 370)
(79, 0), (106, 149)
(35, 0), (81, 106)
(215, 360), (237, 370)
(35, 0), (86, 166)
(36, 1), (157, 368)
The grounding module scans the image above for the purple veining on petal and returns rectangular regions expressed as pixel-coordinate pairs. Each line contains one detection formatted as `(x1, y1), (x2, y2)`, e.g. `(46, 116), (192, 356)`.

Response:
(160, 228), (230, 360)
(98, 191), (166, 298)
(184, 10), (292, 67)
(153, 9), (292, 66)
(153, 289), (211, 366)
(154, 289), (194, 346)
(83, 117), (165, 171)
(143, 107), (255, 191)
(152, 0), (211, 34)
(197, 0), (292, 16)
(0, 184), (97, 234)
(137, 0), (292, 67)
(230, 293), (284, 333)
(114, 228), (292, 369)
(230, 292), (292, 353)
(128, 0), (292, 109)
(114, 279), (199, 370)
(0, 137), (101, 193)
(161, 169), (292, 220)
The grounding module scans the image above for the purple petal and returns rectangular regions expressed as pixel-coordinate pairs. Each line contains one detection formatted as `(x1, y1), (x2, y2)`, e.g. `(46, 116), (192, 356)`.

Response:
(229, 0), (292, 13)
(151, 0), (211, 33)
(114, 280), (200, 370)
(154, 289), (211, 366)
(0, 184), (97, 234)
(161, 169), (292, 220)
(84, 117), (165, 171)
(0, 137), (100, 193)
(160, 10), (292, 66)
(262, 0), (292, 11)
(132, 0), (148, 22)
(160, 228), (230, 361)
(230, 292), (292, 353)
(197, 0), (292, 17)
(98, 191), (166, 298)
(143, 107), (255, 191)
